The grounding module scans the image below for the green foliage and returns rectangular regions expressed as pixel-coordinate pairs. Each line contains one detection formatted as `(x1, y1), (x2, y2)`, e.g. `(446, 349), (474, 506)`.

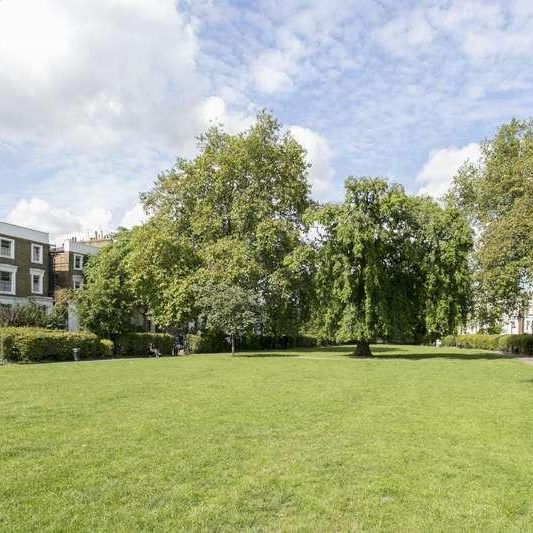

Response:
(0, 327), (112, 362)
(185, 332), (320, 353)
(0, 300), (48, 328)
(133, 111), (313, 338)
(75, 229), (139, 338)
(114, 332), (174, 357)
(197, 283), (262, 354)
(308, 178), (472, 352)
(442, 333), (533, 355)
(0, 296), (71, 330)
(185, 331), (227, 354)
(449, 118), (533, 328)
(46, 289), (70, 330)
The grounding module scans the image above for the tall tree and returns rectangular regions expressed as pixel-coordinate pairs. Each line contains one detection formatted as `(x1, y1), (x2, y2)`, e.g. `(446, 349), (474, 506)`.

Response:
(134, 111), (313, 338)
(75, 230), (138, 339)
(449, 118), (533, 331)
(309, 178), (471, 356)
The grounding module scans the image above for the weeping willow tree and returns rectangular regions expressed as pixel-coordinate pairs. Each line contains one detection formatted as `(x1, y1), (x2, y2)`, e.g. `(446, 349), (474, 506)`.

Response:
(309, 178), (472, 356)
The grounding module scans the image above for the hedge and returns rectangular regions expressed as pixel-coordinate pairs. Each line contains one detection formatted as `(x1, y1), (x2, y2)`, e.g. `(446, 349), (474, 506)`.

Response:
(185, 332), (320, 354)
(442, 334), (533, 355)
(0, 327), (113, 362)
(186, 332), (227, 354)
(114, 332), (174, 357)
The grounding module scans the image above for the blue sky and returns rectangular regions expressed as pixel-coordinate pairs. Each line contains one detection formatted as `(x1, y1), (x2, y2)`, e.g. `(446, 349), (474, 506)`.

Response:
(1, 0), (532, 240)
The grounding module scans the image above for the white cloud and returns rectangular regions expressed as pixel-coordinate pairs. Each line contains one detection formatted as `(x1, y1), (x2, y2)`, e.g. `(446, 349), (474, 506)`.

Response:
(289, 126), (336, 201)
(0, 0), (204, 149)
(0, 0), (253, 236)
(251, 29), (304, 94)
(416, 143), (481, 198)
(374, 9), (434, 54)
(6, 198), (112, 242)
(200, 96), (254, 133)
(120, 204), (149, 229)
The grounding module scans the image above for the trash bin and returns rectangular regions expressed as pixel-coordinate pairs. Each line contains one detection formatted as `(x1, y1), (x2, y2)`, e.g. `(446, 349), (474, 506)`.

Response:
(73, 348), (80, 361)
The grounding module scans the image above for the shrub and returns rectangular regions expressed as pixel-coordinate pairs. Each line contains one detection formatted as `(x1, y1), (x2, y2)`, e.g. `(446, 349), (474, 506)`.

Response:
(0, 327), (113, 362)
(0, 301), (48, 328)
(441, 333), (533, 355)
(185, 332), (321, 353)
(185, 332), (228, 354)
(114, 332), (174, 357)
(99, 339), (114, 358)
(498, 334), (533, 355)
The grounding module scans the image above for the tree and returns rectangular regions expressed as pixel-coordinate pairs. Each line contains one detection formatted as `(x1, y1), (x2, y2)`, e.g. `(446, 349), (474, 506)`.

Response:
(75, 230), (138, 339)
(134, 111), (313, 340)
(309, 178), (471, 356)
(449, 118), (533, 331)
(197, 283), (261, 355)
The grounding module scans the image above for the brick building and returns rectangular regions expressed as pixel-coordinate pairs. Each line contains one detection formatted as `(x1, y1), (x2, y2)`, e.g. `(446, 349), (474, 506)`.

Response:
(0, 222), (54, 311)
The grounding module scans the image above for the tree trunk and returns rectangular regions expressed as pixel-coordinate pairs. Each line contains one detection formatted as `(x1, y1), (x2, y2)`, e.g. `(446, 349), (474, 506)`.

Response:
(518, 309), (525, 334)
(352, 340), (372, 357)
(231, 333), (235, 356)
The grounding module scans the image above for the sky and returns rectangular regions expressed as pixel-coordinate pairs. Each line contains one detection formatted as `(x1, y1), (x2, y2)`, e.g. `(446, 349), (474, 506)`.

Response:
(1, 0), (532, 242)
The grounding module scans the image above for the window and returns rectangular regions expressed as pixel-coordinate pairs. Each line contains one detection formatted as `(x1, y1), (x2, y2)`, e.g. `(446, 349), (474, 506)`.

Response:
(0, 264), (17, 294)
(0, 271), (12, 293)
(31, 244), (43, 264)
(73, 275), (83, 289)
(74, 254), (84, 270)
(0, 238), (14, 259)
(30, 268), (44, 295)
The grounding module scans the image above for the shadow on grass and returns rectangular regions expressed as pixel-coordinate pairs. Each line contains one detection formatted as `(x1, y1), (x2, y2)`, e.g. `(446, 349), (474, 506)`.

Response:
(240, 344), (504, 361)
(353, 345), (502, 360)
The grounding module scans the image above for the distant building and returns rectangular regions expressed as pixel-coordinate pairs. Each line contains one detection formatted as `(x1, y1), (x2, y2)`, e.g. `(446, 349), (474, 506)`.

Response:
(52, 239), (101, 292)
(502, 305), (533, 335)
(78, 231), (115, 249)
(1, 221), (156, 333)
(0, 222), (53, 311)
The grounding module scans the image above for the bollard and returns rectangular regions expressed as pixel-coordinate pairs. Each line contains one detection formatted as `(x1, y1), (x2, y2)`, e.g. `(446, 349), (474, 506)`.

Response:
(73, 347), (80, 361)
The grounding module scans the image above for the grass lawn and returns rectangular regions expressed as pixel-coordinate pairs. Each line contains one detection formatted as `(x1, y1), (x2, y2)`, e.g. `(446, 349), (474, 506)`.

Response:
(1, 345), (533, 531)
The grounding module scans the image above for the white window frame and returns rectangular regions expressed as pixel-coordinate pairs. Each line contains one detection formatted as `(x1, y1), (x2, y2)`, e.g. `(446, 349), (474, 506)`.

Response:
(31, 243), (44, 264)
(73, 275), (84, 290)
(0, 237), (15, 260)
(30, 268), (45, 295)
(73, 253), (84, 271)
(0, 264), (17, 295)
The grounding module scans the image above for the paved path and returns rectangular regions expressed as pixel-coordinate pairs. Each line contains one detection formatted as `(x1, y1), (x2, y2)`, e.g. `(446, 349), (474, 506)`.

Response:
(499, 352), (533, 366)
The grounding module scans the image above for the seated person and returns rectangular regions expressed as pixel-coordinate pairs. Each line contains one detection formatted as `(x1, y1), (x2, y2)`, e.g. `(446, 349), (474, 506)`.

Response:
(148, 343), (161, 358)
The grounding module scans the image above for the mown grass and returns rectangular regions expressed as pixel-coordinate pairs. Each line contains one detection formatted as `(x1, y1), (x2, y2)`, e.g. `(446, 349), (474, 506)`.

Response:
(1, 344), (533, 531)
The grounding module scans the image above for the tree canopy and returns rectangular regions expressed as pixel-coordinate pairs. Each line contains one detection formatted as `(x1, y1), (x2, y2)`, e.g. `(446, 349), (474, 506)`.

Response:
(449, 118), (533, 331)
(130, 111), (313, 340)
(75, 229), (139, 339)
(75, 112), (474, 352)
(308, 178), (471, 356)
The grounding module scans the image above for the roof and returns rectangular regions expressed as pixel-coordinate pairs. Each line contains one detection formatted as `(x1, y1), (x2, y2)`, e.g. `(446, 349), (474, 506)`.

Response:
(0, 221), (50, 244)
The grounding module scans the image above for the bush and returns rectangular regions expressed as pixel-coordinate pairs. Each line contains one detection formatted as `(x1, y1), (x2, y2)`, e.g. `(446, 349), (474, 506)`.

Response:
(0, 327), (113, 362)
(185, 332), (321, 353)
(0, 301), (48, 328)
(441, 333), (533, 355)
(114, 332), (174, 357)
(186, 331), (228, 354)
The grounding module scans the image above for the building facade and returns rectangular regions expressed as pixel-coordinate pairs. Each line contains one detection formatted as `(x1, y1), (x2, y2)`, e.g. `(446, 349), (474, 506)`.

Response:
(0, 222), (53, 310)
(1, 221), (156, 333)
(52, 239), (101, 293)
(502, 305), (533, 335)
(51, 239), (102, 331)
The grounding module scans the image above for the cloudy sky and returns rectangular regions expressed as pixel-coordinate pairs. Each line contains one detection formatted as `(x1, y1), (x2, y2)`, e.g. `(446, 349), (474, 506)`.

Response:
(1, 0), (532, 241)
